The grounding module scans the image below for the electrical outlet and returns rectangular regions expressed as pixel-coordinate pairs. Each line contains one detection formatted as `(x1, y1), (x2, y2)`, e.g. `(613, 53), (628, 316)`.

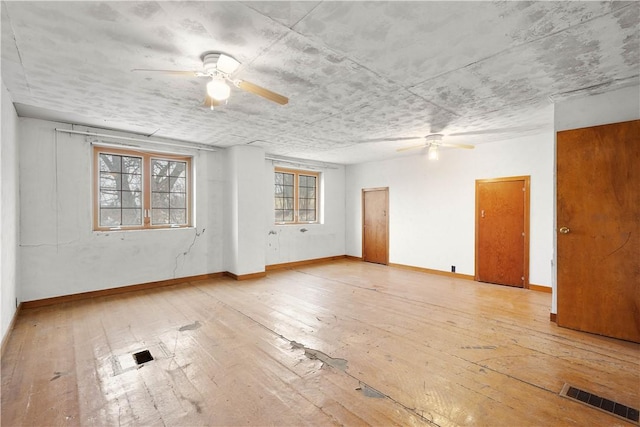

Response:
(451, 265), (456, 273)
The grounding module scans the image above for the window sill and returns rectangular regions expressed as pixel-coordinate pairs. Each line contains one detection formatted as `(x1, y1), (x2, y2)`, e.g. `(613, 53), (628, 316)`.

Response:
(274, 222), (320, 226)
(94, 226), (194, 234)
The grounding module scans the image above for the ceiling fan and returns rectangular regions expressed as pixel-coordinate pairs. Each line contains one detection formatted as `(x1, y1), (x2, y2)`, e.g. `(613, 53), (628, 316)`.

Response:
(396, 134), (474, 160)
(132, 52), (288, 108)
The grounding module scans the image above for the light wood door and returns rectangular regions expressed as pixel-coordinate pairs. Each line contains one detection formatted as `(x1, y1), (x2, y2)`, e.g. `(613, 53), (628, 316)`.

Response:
(476, 177), (530, 287)
(557, 119), (640, 343)
(362, 188), (389, 265)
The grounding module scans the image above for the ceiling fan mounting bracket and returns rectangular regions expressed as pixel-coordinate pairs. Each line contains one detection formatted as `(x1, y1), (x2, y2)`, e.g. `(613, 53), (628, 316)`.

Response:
(425, 134), (444, 145)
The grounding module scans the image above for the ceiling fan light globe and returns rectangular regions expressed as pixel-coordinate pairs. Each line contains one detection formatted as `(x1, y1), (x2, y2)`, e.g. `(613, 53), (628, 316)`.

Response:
(207, 79), (231, 101)
(428, 145), (439, 161)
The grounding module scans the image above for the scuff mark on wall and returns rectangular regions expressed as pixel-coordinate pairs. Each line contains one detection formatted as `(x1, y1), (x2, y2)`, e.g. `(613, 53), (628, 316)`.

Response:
(267, 229), (281, 252)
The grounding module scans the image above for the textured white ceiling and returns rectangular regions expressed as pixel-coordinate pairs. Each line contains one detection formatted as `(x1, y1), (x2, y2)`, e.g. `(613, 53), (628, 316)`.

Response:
(2, 1), (638, 164)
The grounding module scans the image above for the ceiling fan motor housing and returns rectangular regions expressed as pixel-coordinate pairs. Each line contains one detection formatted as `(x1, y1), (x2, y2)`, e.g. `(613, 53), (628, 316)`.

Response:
(202, 52), (240, 75)
(425, 134), (444, 145)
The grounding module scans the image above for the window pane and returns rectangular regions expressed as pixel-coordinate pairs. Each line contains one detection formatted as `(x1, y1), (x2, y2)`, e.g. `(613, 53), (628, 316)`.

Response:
(275, 173), (284, 185)
(284, 185), (293, 198)
(152, 208), (169, 224)
(302, 186), (315, 198)
(121, 191), (141, 208)
(170, 177), (186, 192)
(100, 208), (121, 226)
(122, 173), (141, 191)
(283, 173), (294, 185)
(122, 209), (142, 225)
(170, 209), (186, 224)
(275, 198), (284, 209)
(274, 184), (284, 195)
(99, 154), (121, 172)
(299, 198), (308, 210)
(152, 192), (169, 208)
(283, 209), (294, 221)
(170, 193), (186, 209)
(100, 172), (120, 190)
(169, 161), (186, 177)
(152, 159), (169, 176)
(299, 185), (308, 198)
(122, 157), (141, 174)
(152, 175), (170, 192)
(100, 190), (120, 207)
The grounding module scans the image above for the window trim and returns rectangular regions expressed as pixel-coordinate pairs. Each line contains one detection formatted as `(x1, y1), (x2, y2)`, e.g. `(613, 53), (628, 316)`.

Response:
(274, 167), (320, 225)
(93, 146), (192, 231)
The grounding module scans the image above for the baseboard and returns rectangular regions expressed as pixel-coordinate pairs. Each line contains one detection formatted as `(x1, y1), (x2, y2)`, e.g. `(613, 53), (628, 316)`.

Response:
(344, 255), (363, 261)
(550, 313), (557, 323)
(224, 271), (267, 281)
(529, 283), (552, 293)
(1, 302), (22, 358)
(22, 272), (226, 309)
(19, 259), (341, 309)
(266, 255), (348, 271)
(388, 263), (475, 280)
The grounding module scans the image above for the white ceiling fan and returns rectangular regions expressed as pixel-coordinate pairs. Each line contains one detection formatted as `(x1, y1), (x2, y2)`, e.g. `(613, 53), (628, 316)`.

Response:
(396, 134), (474, 160)
(132, 51), (289, 108)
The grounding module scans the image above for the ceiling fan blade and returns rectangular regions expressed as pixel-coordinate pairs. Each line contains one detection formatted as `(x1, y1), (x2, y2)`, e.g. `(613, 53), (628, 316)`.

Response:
(237, 80), (288, 105)
(440, 142), (475, 149)
(396, 144), (427, 152)
(131, 69), (199, 76)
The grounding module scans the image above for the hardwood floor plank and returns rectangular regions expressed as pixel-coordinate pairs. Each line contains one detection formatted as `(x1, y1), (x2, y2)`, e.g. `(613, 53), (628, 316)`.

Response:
(2, 260), (638, 426)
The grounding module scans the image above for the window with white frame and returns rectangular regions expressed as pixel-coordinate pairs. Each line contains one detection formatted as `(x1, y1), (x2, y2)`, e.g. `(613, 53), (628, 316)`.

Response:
(94, 146), (192, 230)
(274, 167), (319, 224)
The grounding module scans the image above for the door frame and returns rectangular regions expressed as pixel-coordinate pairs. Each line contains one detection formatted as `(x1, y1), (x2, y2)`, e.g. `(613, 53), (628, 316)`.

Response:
(362, 187), (389, 265)
(474, 176), (530, 288)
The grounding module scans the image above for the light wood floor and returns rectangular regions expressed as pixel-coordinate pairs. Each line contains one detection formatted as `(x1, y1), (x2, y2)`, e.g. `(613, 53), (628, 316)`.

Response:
(2, 259), (638, 426)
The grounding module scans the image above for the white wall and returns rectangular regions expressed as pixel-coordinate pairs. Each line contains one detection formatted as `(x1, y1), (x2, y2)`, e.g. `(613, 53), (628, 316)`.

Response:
(555, 85), (640, 132)
(1, 82), (20, 342)
(224, 145), (266, 275)
(551, 84), (640, 313)
(346, 131), (555, 287)
(16, 118), (346, 302)
(265, 162), (346, 265)
(19, 118), (225, 301)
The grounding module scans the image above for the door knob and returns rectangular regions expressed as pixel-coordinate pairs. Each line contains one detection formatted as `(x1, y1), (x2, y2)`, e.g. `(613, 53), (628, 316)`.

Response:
(559, 226), (570, 234)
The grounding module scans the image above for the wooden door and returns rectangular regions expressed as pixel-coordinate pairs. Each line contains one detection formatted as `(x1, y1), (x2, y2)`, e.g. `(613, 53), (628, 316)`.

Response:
(362, 188), (389, 265)
(557, 120), (640, 343)
(476, 177), (530, 287)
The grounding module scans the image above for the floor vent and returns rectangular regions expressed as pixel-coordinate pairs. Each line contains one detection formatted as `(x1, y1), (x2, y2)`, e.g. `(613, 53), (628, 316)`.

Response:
(132, 350), (154, 365)
(560, 383), (639, 425)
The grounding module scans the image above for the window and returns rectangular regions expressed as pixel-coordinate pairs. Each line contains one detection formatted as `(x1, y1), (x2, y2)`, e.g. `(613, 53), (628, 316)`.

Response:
(274, 167), (319, 224)
(93, 146), (192, 230)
